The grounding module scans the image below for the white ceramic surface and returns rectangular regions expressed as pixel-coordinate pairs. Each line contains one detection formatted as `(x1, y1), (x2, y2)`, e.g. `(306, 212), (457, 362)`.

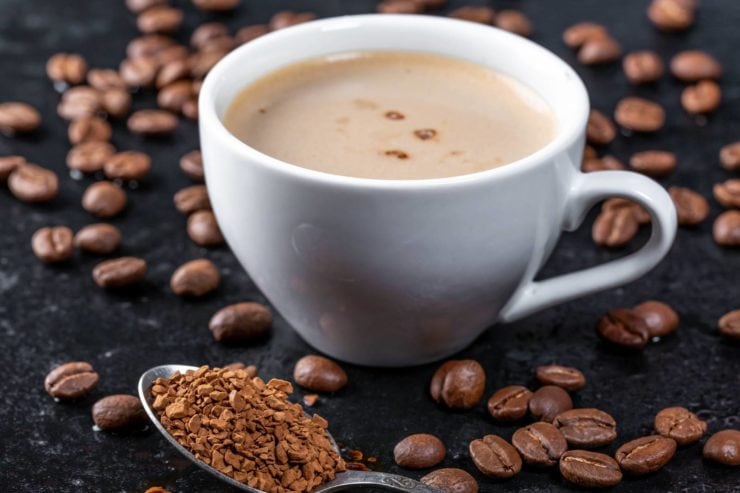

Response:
(199, 15), (677, 366)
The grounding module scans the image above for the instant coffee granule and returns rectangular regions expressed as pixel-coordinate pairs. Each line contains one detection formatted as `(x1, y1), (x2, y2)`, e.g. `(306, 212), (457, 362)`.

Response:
(151, 366), (346, 492)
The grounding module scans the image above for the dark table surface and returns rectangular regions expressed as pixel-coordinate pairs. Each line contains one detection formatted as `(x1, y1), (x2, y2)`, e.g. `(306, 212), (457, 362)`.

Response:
(0, 0), (738, 492)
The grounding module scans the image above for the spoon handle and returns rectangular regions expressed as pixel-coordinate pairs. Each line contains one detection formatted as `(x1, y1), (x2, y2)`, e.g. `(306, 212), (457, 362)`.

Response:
(316, 470), (441, 492)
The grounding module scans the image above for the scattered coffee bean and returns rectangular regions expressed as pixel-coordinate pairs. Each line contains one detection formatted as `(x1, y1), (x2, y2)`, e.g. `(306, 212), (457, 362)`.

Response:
(137, 5), (183, 34)
(394, 433), (446, 469)
(487, 385), (533, 421)
(494, 10), (533, 37)
(92, 394), (147, 430)
(209, 301), (272, 343)
(583, 145), (597, 160)
(563, 22), (608, 49)
(623, 51), (664, 84)
(158, 80), (193, 113)
(529, 385), (573, 422)
(174, 185), (211, 215)
(0, 102), (41, 134)
(703, 430), (740, 466)
(0, 155), (25, 182)
(592, 207), (639, 248)
(629, 150), (676, 177)
(414, 0), (448, 9)
(587, 110), (616, 145)
(559, 450), (622, 488)
(156, 59), (190, 89)
(235, 24), (270, 45)
(269, 11), (317, 30)
(720, 142), (740, 171)
(614, 97), (665, 132)
(44, 361), (99, 400)
(57, 86), (101, 120)
(32, 226), (74, 263)
(582, 155), (626, 173)
(182, 97), (198, 120)
(511, 422), (567, 466)
(597, 308), (650, 348)
(616, 435), (677, 475)
(189, 49), (229, 79)
(170, 258), (220, 297)
(67, 141), (116, 174)
(718, 309), (740, 340)
(187, 210), (224, 246)
(377, 0), (423, 14)
(8, 163), (59, 203)
(192, 0), (240, 12)
(578, 36), (622, 65)
(681, 80), (721, 114)
(669, 186), (709, 226)
(101, 88), (132, 119)
(602, 198), (651, 225)
(190, 22), (229, 50)
(654, 406), (707, 445)
(180, 149), (204, 181)
(93, 256), (147, 288)
(448, 6), (496, 24)
(74, 223), (122, 255)
(293, 354), (347, 392)
(420, 468), (478, 493)
(46, 53), (87, 86)
(127, 109), (178, 136)
(120, 57), (158, 88)
(648, 0), (695, 32)
(670, 50), (722, 82)
(87, 68), (126, 91)
(430, 360), (485, 410)
(535, 365), (586, 391)
(553, 408), (617, 448)
(127, 33), (175, 60)
(714, 179), (740, 209)
(633, 300), (679, 337)
(223, 362), (258, 377)
(68, 116), (112, 145)
(469, 435), (522, 479)
(713, 210), (740, 247)
(126, 0), (167, 14)
(104, 150), (151, 181)
(82, 181), (127, 218)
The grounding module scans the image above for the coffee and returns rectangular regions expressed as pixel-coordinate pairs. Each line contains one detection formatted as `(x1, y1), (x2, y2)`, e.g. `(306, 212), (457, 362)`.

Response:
(223, 51), (556, 180)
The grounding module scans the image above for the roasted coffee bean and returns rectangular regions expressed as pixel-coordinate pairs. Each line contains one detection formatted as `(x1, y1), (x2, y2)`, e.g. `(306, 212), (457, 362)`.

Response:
(420, 468), (478, 493)
(587, 110), (616, 145)
(714, 179), (740, 209)
(583, 145), (597, 160)
(633, 301), (679, 337)
(616, 435), (677, 475)
(430, 360), (485, 410)
(670, 50), (722, 82)
(469, 435), (521, 479)
(187, 210), (224, 246)
(137, 5), (183, 34)
(602, 198), (651, 225)
(448, 6), (495, 24)
(529, 385), (573, 422)
(377, 0), (423, 14)
(127, 33), (174, 59)
(193, 0), (240, 11)
(535, 365), (585, 391)
(156, 59), (190, 88)
(236, 24), (270, 44)
(414, 0), (448, 9)
(563, 22), (608, 48)
(44, 361), (99, 400)
(592, 207), (639, 248)
(394, 434), (446, 469)
(99, 89), (130, 120)
(127, 109), (177, 136)
(66, 141), (116, 173)
(553, 408), (617, 448)
(174, 185), (211, 215)
(713, 211), (740, 247)
(180, 149), (204, 181)
(57, 86), (101, 120)
(104, 150), (151, 181)
(0, 102), (41, 134)
(0, 155), (25, 182)
(582, 155), (626, 173)
(74, 223), (122, 255)
(718, 309), (740, 340)
(669, 186), (709, 226)
(189, 49), (229, 79)
(654, 407), (707, 445)
(597, 308), (650, 348)
(182, 98), (198, 120)
(269, 11), (317, 30)
(156, 44), (190, 67)
(629, 150), (676, 177)
(93, 256), (147, 288)
(120, 57), (158, 88)
(92, 394), (147, 430)
(46, 53), (87, 86)
(494, 10), (533, 37)
(82, 181), (127, 218)
(720, 142), (740, 171)
(615, 97), (665, 132)
(487, 385), (532, 421)
(170, 258), (220, 297)
(126, 0), (167, 14)
(223, 362), (258, 377)
(623, 51), (664, 84)
(703, 430), (740, 466)
(87, 68), (126, 91)
(32, 226), (74, 263)
(511, 422), (567, 466)
(293, 354), (347, 392)
(8, 163), (58, 203)
(190, 22), (229, 50)
(578, 36), (622, 65)
(681, 80), (721, 114)
(68, 116), (112, 144)
(157, 80), (193, 113)
(209, 301), (272, 343)
(648, 0), (695, 32)
(559, 450), (622, 488)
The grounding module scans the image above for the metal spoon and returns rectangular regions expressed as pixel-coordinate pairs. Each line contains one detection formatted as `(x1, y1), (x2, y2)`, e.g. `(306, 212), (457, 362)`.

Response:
(138, 365), (441, 492)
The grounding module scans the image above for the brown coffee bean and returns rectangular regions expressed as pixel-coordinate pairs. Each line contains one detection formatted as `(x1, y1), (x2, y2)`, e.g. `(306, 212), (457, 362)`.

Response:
(126, 0), (167, 14)
(236, 24), (270, 45)
(92, 394), (147, 430)
(633, 301), (679, 337)
(180, 149), (204, 181)
(648, 0), (695, 32)
(669, 186), (709, 226)
(511, 422), (567, 466)
(190, 22), (229, 49)
(714, 179), (740, 209)
(158, 80), (193, 113)
(269, 11), (317, 30)
(430, 360), (485, 410)
(494, 10), (533, 37)
(8, 163), (59, 203)
(67, 141), (116, 173)
(718, 309), (740, 340)
(0, 155), (25, 182)
(469, 435), (521, 479)
(720, 142), (740, 171)
(189, 49), (229, 79)
(93, 256), (147, 288)
(703, 430), (740, 466)
(681, 80), (721, 115)
(583, 145), (597, 160)
(592, 207), (639, 248)
(448, 6), (495, 24)
(0, 102), (41, 134)
(44, 361), (99, 400)
(603, 198), (651, 225)
(293, 354), (347, 392)
(82, 181), (127, 218)
(209, 301), (272, 343)
(582, 155), (626, 173)
(713, 211), (740, 247)
(98, 89), (130, 120)
(68, 116), (112, 145)
(223, 362), (258, 377)
(578, 36), (622, 65)
(655, 407), (707, 445)
(597, 308), (650, 348)
(104, 151), (151, 181)
(182, 98), (198, 120)
(87, 68), (127, 91)
(193, 0), (240, 11)
(420, 468), (478, 493)
(487, 385), (532, 421)
(563, 22), (608, 48)
(156, 59), (190, 88)
(46, 53), (87, 86)
(32, 226), (74, 263)
(560, 450), (622, 487)
(670, 50), (722, 82)
(127, 109), (178, 136)
(127, 33), (174, 59)
(57, 86), (101, 120)
(74, 223), (122, 255)
(587, 110), (616, 145)
(170, 258), (220, 297)
(553, 408), (617, 448)
(615, 97), (665, 132)
(137, 5), (183, 34)
(174, 185), (211, 215)
(394, 434), (446, 469)
(616, 435), (677, 475)
(187, 210), (224, 246)
(529, 385), (573, 422)
(120, 57), (158, 88)
(535, 365), (586, 391)
(377, 0), (423, 14)
(623, 51), (664, 85)
(414, 0), (448, 9)
(629, 150), (676, 177)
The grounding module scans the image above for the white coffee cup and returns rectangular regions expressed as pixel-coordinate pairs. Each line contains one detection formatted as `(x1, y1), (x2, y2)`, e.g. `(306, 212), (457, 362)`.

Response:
(199, 14), (677, 367)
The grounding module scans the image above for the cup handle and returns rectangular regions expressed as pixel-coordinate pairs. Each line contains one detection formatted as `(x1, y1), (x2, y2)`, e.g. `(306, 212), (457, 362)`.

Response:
(498, 170), (677, 323)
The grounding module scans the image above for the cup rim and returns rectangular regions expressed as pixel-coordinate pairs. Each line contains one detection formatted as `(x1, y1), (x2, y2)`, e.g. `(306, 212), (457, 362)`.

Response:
(200, 14), (589, 190)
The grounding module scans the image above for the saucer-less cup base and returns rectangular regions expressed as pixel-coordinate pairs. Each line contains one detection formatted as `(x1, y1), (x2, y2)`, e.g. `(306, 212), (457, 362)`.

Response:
(199, 15), (677, 366)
